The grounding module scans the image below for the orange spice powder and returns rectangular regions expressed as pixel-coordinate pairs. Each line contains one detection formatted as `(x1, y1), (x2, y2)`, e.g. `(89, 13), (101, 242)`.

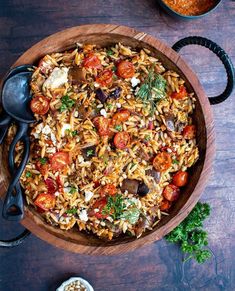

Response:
(163, 0), (217, 16)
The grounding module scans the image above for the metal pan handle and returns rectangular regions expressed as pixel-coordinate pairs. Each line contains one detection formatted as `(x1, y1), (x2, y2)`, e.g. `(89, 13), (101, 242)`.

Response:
(172, 36), (234, 105)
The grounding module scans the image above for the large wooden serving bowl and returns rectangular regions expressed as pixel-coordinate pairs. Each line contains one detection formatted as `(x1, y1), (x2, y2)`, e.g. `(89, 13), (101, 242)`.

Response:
(0, 24), (215, 255)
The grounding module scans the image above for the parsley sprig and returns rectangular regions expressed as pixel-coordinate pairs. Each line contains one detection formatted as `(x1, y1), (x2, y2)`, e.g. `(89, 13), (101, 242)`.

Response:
(60, 95), (75, 112)
(136, 67), (166, 115)
(166, 202), (211, 264)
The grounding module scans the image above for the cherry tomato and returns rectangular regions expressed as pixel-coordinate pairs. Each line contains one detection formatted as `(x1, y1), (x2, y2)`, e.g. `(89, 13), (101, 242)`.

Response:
(45, 178), (58, 194)
(171, 85), (188, 100)
(153, 152), (172, 172)
(36, 161), (49, 176)
(116, 61), (135, 78)
(30, 95), (50, 115)
(100, 184), (117, 197)
(96, 69), (113, 87)
(94, 181), (101, 188)
(183, 125), (196, 139)
(114, 132), (130, 149)
(163, 184), (180, 202)
(50, 152), (70, 171)
(93, 116), (111, 136)
(160, 199), (171, 211)
(34, 193), (55, 210)
(89, 198), (108, 219)
(83, 53), (101, 69)
(172, 171), (188, 187)
(112, 109), (130, 126)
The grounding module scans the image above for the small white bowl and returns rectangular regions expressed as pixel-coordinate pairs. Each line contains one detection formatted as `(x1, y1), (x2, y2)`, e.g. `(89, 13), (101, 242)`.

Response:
(56, 277), (94, 291)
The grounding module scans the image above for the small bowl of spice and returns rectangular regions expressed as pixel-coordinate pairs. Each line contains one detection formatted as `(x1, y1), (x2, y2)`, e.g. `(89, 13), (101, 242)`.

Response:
(158, 0), (221, 19)
(56, 277), (94, 291)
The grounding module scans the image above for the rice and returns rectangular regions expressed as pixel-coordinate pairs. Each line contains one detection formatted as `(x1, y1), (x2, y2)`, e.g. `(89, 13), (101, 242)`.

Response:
(10, 43), (199, 240)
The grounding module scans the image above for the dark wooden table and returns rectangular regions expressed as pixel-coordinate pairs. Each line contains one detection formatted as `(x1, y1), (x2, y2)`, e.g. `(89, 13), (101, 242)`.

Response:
(0, 1), (235, 290)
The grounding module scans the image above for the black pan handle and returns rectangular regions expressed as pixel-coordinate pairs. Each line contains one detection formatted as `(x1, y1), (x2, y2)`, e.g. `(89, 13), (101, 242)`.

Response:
(0, 112), (12, 144)
(172, 36), (234, 105)
(2, 122), (29, 221)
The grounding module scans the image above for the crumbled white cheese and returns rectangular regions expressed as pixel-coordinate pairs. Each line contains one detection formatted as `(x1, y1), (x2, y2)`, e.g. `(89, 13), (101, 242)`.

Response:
(32, 123), (44, 138)
(100, 108), (107, 118)
(84, 190), (94, 202)
(50, 132), (57, 145)
(42, 125), (51, 135)
(32, 132), (39, 139)
(43, 67), (69, 90)
(77, 155), (84, 163)
(116, 103), (122, 108)
(131, 76), (140, 87)
(79, 209), (88, 222)
(46, 147), (56, 154)
(61, 123), (71, 137)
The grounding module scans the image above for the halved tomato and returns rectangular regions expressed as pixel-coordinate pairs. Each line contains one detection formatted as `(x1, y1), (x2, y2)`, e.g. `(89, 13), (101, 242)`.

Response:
(45, 177), (58, 194)
(160, 199), (172, 211)
(183, 125), (196, 139)
(30, 95), (50, 115)
(100, 184), (117, 197)
(50, 152), (70, 171)
(96, 69), (113, 87)
(83, 53), (101, 69)
(89, 198), (108, 219)
(153, 152), (172, 172)
(171, 85), (188, 100)
(116, 61), (135, 78)
(112, 109), (130, 126)
(172, 171), (188, 187)
(36, 161), (49, 176)
(163, 184), (180, 202)
(34, 193), (55, 210)
(114, 132), (130, 149)
(93, 116), (111, 136)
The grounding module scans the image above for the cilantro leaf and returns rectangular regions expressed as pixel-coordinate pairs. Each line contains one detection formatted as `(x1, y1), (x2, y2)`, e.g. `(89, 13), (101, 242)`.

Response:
(39, 157), (47, 165)
(26, 171), (32, 178)
(66, 208), (77, 214)
(115, 125), (122, 132)
(60, 95), (75, 112)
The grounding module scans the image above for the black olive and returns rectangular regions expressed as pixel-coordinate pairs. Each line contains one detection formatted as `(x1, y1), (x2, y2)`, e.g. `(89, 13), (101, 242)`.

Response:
(137, 182), (149, 197)
(95, 88), (108, 103)
(81, 145), (96, 161)
(109, 87), (122, 99)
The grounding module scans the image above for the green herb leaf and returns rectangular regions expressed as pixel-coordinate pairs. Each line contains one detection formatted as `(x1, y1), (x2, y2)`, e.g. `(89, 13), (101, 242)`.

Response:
(106, 103), (113, 110)
(86, 149), (94, 157)
(60, 95), (75, 112)
(144, 134), (151, 141)
(66, 208), (77, 214)
(166, 202), (211, 264)
(173, 159), (179, 164)
(71, 130), (78, 137)
(115, 125), (122, 132)
(120, 207), (140, 224)
(69, 186), (77, 194)
(26, 171), (32, 178)
(39, 157), (47, 165)
(112, 66), (117, 72)
(102, 194), (126, 220)
(107, 49), (114, 56)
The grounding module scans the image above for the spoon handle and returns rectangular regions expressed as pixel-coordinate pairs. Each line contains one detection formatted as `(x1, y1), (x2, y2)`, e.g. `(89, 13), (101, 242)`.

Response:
(0, 112), (12, 144)
(2, 122), (29, 221)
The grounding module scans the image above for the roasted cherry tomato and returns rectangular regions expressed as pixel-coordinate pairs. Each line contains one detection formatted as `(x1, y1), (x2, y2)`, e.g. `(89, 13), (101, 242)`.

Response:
(30, 95), (50, 115)
(96, 69), (113, 87)
(90, 198), (108, 219)
(100, 184), (117, 197)
(93, 116), (111, 136)
(160, 199), (172, 211)
(114, 132), (130, 149)
(50, 152), (70, 171)
(116, 60), (135, 78)
(172, 171), (188, 187)
(36, 161), (49, 176)
(183, 125), (196, 139)
(163, 184), (180, 202)
(34, 193), (55, 210)
(45, 177), (58, 194)
(153, 152), (172, 172)
(83, 53), (101, 69)
(171, 85), (188, 100)
(112, 109), (130, 126)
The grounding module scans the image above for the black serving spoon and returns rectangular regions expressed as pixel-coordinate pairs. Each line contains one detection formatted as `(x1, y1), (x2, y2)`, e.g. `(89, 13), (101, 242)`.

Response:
(0, 65), (35, 144)
(1, 70), (35, 221)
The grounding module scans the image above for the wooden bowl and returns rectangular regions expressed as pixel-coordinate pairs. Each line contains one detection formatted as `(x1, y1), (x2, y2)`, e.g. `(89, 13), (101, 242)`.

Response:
(0, 24), (215, 255)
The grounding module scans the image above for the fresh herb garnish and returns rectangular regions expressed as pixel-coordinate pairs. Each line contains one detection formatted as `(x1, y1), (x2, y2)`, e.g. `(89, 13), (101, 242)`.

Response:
(107, 49), (114, 56)
(25, 171), (32, 178)
(66, 208), (77, 214)
(144, 134), (151, 141)
(106, 103), (113, 110)
(120, 207), (140, 224)
(102, 194), (125, 220)
(39, 157), (47, 165)
(69, 186), (77, 194)
(115, 125), (122, 131)
(173, 159), (179, 164)
(166, 202), (211, 264)
(112, 66), (117, 72)
(66, 129), (78, 137)
(60, 95), (75, 112)
(86, 149), (94, 157)
(136, 67), (166, 115)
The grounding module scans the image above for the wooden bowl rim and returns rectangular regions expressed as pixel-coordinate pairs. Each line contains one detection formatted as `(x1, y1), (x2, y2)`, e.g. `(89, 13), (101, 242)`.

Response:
(0, 24), (215, 255)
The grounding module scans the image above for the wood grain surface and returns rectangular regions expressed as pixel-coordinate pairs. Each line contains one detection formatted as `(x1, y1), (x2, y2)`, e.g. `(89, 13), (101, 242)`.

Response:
(0, 0), (234, 290)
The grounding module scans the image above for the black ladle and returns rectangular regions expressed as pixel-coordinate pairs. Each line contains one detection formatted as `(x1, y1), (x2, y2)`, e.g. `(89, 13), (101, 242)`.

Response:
(1, 70), (35, 220)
